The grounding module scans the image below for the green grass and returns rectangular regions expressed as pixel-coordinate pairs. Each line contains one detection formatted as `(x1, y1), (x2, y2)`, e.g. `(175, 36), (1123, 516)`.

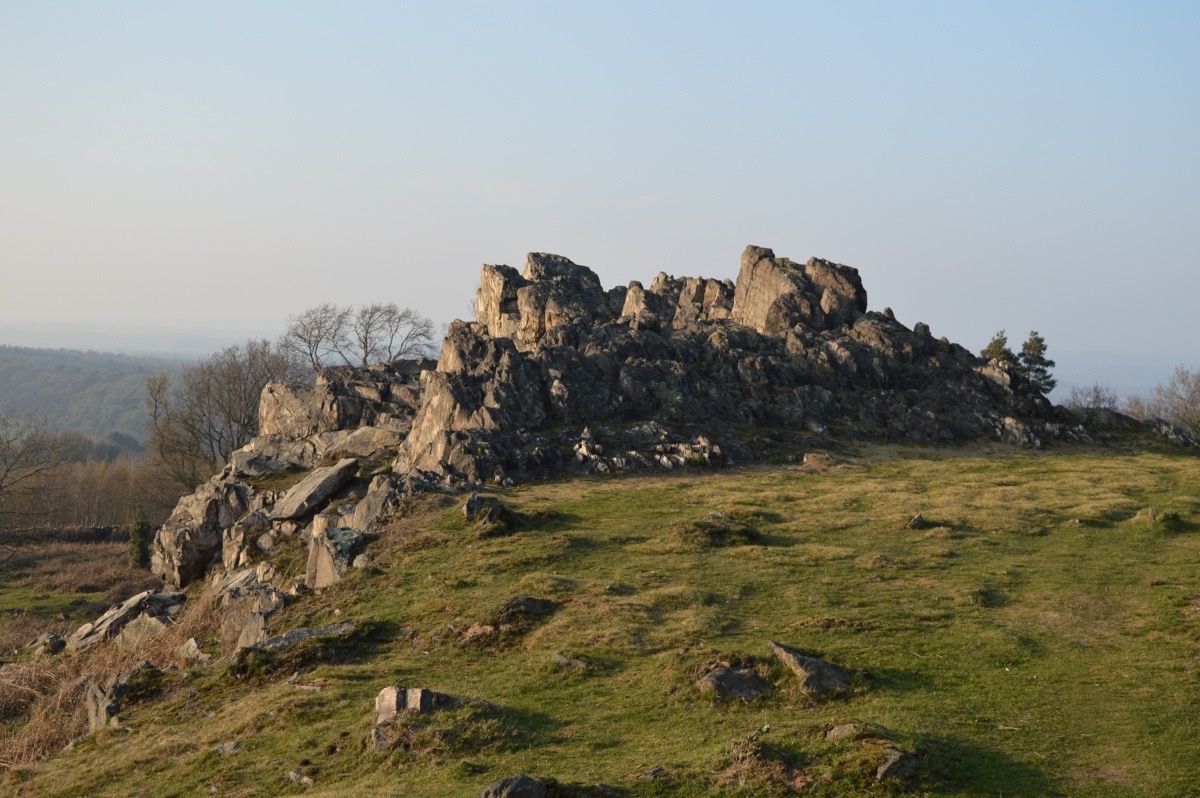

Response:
(5, 448), (1200, 796)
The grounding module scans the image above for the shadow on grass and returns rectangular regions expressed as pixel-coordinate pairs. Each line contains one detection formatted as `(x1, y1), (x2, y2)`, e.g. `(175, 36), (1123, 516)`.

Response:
(920, 733), (1058, 796)
(866, 666), (935, 692)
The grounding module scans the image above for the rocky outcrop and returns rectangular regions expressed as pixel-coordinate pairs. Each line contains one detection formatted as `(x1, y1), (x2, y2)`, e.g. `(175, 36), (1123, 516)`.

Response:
(216, 567), (287, 653)
(152, 480), (258, 586)
(395, 245), (1064, 484)
(85, 663), (158, 733)
(68, 591), (186, 653)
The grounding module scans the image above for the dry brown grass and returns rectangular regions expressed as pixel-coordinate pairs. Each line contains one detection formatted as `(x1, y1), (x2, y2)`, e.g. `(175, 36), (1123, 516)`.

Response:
(5, 540), (160, 602)
(0, 590), (220, 770)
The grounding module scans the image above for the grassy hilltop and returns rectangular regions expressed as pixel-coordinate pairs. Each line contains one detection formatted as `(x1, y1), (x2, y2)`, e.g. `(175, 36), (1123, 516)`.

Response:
(3, 445), (1200, 797)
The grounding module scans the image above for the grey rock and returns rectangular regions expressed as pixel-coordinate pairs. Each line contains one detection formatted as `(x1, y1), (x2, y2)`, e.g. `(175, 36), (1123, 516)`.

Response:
(480, 774), (547, 798)
(242, 621), (356, 655)
(271, 458), (359, 521)
(216, 568), (286, 654)
(876, 748), (920, 783)
(85, 662), (157, 733)
(375, 686), (452, 725)
(305, 515), (367, 589)
(152, 479), (253, 586)
(348, 473), (404, 533)
(768, 640), (851, 698)
(68, 591), (186, 653)
(696, 666), (774, 701)
(26, 632), (66, 657)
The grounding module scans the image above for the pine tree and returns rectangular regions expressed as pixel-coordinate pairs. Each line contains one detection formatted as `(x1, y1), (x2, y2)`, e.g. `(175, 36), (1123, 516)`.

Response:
(128, 503), (151, 570)
(980, 330), (1016, 364)
(1018, 330), (1057, 395)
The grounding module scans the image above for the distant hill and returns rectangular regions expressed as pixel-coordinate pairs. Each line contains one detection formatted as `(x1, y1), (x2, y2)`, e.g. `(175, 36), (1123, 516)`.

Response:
(0, 345), (185, 444)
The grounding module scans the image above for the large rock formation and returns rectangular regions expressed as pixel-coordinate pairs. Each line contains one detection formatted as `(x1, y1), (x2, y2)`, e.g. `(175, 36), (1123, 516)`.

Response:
(152, 243), (1177, 590)
(394, 245), (1064, 483)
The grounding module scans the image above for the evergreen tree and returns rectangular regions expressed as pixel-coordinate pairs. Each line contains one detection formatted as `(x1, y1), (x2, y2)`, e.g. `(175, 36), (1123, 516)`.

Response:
(1018, 330), (1057, 394)
(128, 503), (151, 570)
(980, 330), (1016, 364)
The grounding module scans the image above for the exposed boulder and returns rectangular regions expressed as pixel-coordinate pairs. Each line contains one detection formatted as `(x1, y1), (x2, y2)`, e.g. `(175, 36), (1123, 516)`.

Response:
(85, 663), (158, 733)
(876, 748), (920, 783)
(480, 774), (547, 798)
(270, 458), (359, 521)
(375, 686), (452, 725)
(305, 515), (367, 589)
(731, 246), (866, 333)
(696, 666), (774, 701)
(26, 632), (65, 657)
(768, 640), (851, 698)
(349, 473), (404, 533)
(68, 591), (186, 653)
(152, 479), (255, 586)
(216, 568), (286, 653)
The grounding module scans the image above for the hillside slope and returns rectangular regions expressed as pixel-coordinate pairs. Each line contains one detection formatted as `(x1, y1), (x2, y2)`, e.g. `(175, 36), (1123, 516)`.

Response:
(5, 448), (1200, 797)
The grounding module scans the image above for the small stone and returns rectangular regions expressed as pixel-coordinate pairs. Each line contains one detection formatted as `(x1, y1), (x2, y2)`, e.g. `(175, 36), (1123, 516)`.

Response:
(696, 666), (774, 701)
(875, 748), (919, 783)
(479, 773), (547, 798)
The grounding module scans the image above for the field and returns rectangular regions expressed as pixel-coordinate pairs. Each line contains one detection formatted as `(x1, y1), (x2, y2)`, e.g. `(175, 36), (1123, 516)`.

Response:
(3, 446), (1199, 797)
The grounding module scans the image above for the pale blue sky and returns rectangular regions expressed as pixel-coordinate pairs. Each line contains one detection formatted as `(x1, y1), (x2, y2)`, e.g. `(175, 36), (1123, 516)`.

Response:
(2, 2), (1197, 391)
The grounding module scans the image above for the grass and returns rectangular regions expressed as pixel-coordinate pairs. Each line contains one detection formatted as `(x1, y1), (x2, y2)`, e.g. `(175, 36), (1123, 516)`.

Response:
(3, 447), (1200, 796)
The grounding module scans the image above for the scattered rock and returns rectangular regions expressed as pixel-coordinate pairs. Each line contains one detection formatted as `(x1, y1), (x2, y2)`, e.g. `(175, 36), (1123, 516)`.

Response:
(463, 493), (522, 534)
(906, 513), (928, 530)
(215, 740), (242, 757)
(26, 632), (65, 657)
(696, 666), (774, 701)
(480, 774), (547, 798)
(242, 621), (356, 656)
(68, 591), (186, 653)
(768, 640), (851, 698)
(375, 686), (452, 725)
(876, 748), (920, 783)
(287, 769), (315, 787)
(85, 662), (158, 733)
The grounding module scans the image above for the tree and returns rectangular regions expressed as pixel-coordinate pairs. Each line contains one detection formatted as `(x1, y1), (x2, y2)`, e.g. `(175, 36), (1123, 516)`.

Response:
(146, 339), (303, 493)
(281, 302), (435, 371)
(1064, 382), (1120, 411)
(1127, 365), (1200, 434)
(981, 330), (1016, 364)
(1017, 330), (1056, 394)
(0, 412), (66, 561)
(128, 503), (150, 569)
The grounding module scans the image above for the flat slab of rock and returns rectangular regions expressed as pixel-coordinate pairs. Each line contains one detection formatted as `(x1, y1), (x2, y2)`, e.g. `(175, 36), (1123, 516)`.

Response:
(68, 591), (186, 652)
(696, 666), (774, 701)
(480, 774), (547, 798)
(244, 621), (356, 655)
(270, 458), (359, 521)
(768, 640), (851, 698)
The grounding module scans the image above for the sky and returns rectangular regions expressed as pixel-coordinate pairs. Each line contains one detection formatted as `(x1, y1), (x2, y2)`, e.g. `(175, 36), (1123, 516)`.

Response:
(2, 2), (1197, 393)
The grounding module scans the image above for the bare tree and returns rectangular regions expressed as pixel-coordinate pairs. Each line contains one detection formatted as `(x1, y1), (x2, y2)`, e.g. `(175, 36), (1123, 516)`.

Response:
(146, 339), (303, 493)
(280, 303), (351, 372)
(1126, 365), (1200, 433)
(0, 413), (66, 561)
(1063, 382), (1120, 411)
(282, 302), (434, 370)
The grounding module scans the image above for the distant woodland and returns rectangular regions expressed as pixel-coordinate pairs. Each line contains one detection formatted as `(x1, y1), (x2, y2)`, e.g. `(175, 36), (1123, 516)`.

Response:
(0, 346), (184, 446)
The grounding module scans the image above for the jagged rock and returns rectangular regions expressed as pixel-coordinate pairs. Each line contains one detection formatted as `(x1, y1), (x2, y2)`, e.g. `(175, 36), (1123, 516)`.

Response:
(85, 663), (157, 733)
(270, 458), (359, 521)
(153, 479), (254, 586)
(305, 514), (367, 589)
(696, 666), (774, 701)
(228, 450), (291, 478)
(375, 686), (452, 725)
(768, 640), (851, 698)
(876, 748), (920, 783)
(907, 513), (928, 530)
(180, 637), (211, 665)
(68, 591), (186, 653)
(463, 493), (521, 533)
(222, 511), (270, 571)
(349, 473), (404, 533)
(480, 774), (547, 798)
(731, 246), (866, 333)
(26, 632), (66, 657)
(216, 568), (286, 653)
